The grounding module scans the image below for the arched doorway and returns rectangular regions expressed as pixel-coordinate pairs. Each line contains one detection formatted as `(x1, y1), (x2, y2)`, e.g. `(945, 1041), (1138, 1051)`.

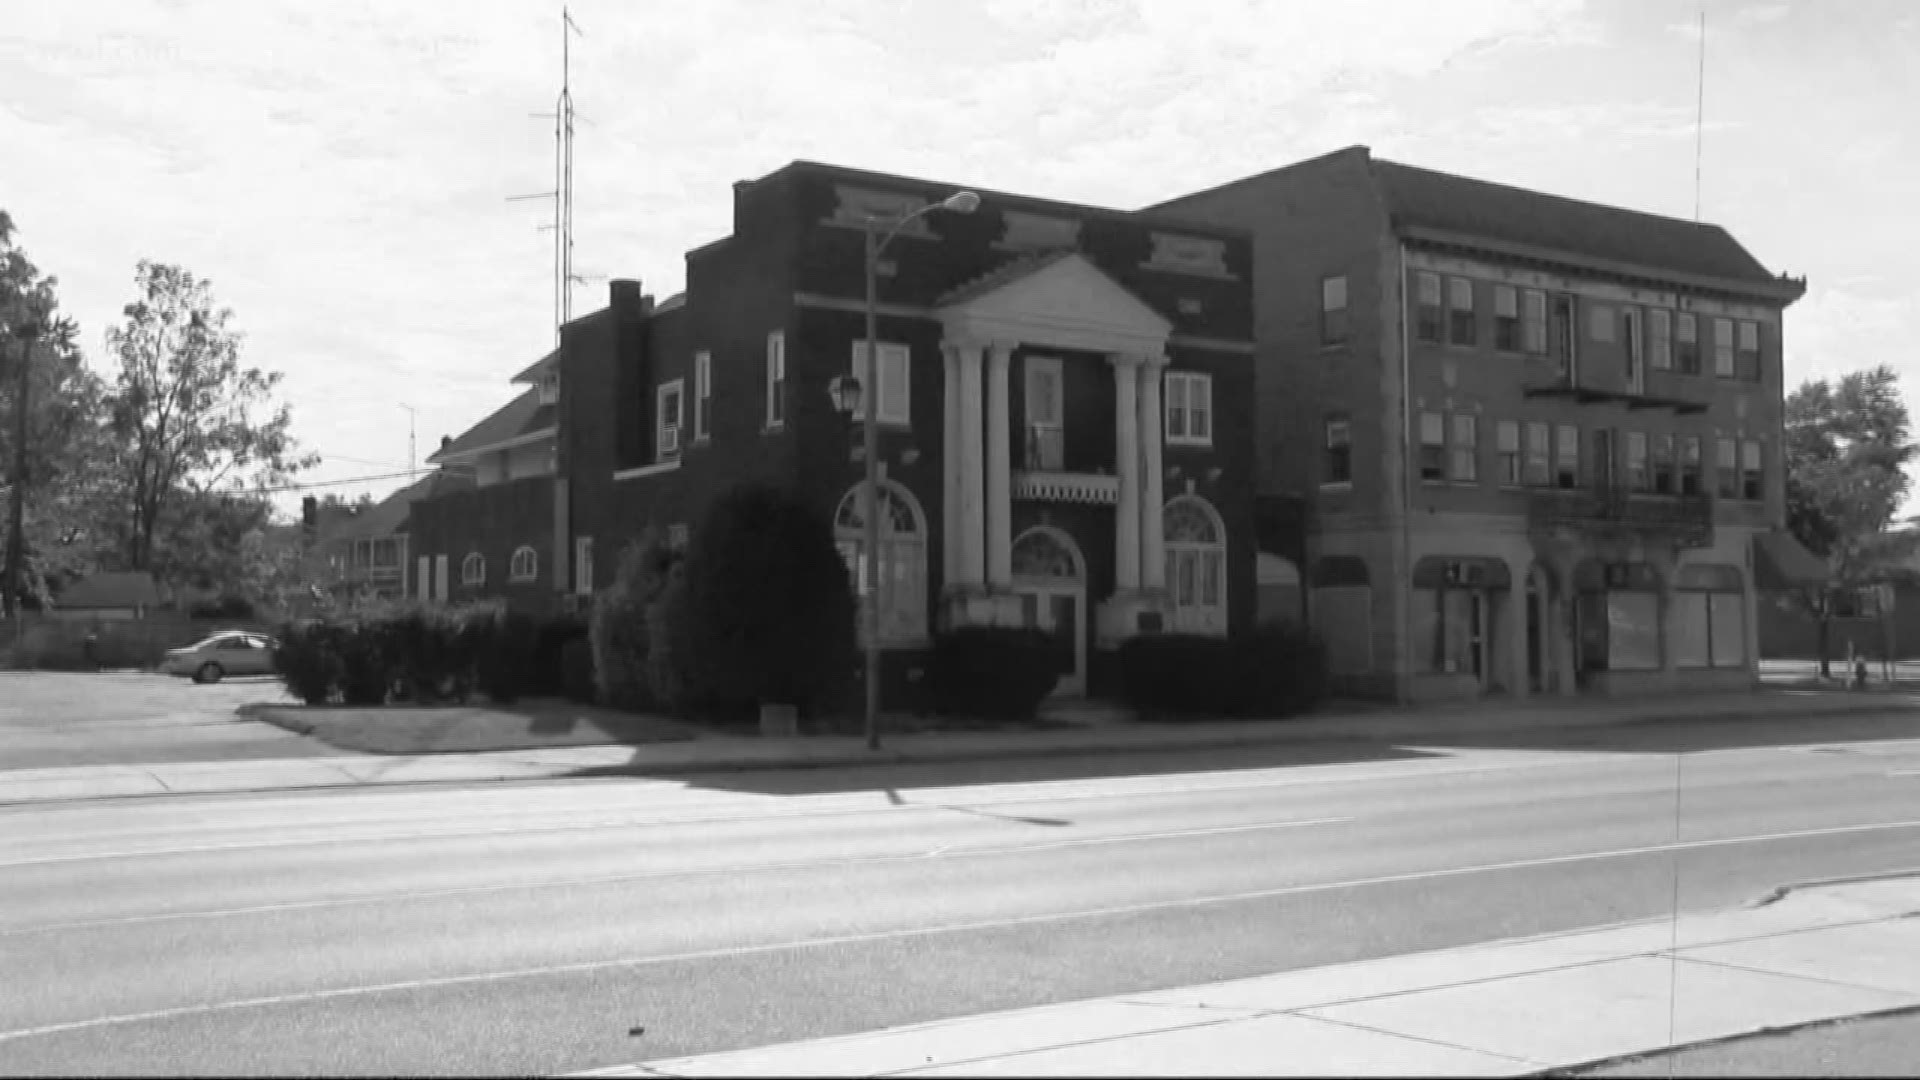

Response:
(1011, 526), (1086, 697)
(1164, 495), (1229, 636)
(833, 480), (929, 645)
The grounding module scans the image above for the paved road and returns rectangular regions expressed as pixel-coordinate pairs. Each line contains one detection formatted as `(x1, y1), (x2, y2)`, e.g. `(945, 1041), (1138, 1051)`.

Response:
(0, 672), (323, 769)
(1573, 1008), (1920, 1077)
(4, 710), (1920, 1075)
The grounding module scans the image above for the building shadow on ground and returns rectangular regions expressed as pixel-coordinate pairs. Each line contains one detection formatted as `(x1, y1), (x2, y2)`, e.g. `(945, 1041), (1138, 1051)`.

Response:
(1392, 701), (1920, 758)
(567, 736), (1440, 797)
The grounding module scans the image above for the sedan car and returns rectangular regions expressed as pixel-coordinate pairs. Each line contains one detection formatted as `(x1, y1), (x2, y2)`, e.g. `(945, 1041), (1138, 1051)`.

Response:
(158, 631), (279, 683)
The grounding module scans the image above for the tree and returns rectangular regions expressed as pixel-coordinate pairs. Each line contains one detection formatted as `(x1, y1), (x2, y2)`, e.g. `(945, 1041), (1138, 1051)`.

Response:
(1783, 365), (1920, 677)
(655, 483), (857, 721)
(0, 211), (112, 614)
(100, 261), (318, 585)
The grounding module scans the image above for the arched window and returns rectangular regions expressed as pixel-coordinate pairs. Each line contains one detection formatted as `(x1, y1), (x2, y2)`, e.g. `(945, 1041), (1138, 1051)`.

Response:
(1163, 496), (1227, 635)
(509, 546), (538, 583)
(1012, 528), (1081, 581)
(834, 480), (928, 645)
(461, 552), (486, 587)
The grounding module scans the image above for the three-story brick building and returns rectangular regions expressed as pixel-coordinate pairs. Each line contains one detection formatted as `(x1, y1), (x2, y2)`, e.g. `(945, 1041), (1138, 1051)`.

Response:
(1154, 146), (1821, 702)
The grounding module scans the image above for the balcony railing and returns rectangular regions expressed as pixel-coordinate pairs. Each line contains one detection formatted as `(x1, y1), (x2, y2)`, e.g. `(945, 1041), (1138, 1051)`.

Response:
(1528, 484), (1714, 541)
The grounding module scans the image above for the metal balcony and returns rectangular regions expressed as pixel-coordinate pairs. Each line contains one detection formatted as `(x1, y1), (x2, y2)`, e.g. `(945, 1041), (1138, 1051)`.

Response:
(1527, 485), (1714, 545)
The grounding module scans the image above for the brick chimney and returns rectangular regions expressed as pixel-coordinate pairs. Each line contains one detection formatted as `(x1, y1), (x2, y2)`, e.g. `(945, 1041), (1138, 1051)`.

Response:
(609, 278), (643, 312)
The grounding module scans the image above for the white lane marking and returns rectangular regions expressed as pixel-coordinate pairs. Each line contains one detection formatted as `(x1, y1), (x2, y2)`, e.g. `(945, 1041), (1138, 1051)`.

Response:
(0, 817), (1352, 936)
(5, 815), (1920, 1043)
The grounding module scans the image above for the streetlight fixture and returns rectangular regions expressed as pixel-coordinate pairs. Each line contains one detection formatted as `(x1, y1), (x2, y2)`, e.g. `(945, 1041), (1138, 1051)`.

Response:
(858, 189), (979, 751)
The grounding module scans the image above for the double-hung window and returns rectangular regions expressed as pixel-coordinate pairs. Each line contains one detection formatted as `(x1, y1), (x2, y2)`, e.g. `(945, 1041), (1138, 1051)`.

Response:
(693, 351), (712, 442)
(1651, 433), (1675, 494)
(1680, 435), (1703, 495)
(1676, 313), (1701, 374)
(1450, 414), (1478, 482)
(1320, 275), (1349, 347)
(656, 380), (685, 459)
(1625, 431), (1650, 492)
(1524, 421), (1551, 486)
(1713, 317), (1736, 377)
(765, 331), (786, 428)
(1650, 309), (1673, 370)
(1415, 272), (1443, 344)
(1716, 437), (1739, 498)
(1741, 439), (1764, 500)
(1522, 289), (1548, 354)
(1165, 371), (1213, 447)
(1496, 420), (1521, 486)
(1418, 412), (1446, 482)
(1737, 321), (1760, 381)
(1323, 414), (1352, 486)
(850, 342), (911, 425)
(1493, 285), (1520, 351)
(1555, 424), (1581, 489)
(1447, 277), (1476, 346)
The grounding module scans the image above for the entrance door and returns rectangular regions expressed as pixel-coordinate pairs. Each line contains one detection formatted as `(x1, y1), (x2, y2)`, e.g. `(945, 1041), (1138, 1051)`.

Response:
(1526, 581), (1544, 693)
(1010, 528), (1087, 698)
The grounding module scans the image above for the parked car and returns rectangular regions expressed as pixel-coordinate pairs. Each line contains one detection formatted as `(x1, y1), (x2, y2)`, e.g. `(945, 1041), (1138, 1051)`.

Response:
(159, 631), (279, 684)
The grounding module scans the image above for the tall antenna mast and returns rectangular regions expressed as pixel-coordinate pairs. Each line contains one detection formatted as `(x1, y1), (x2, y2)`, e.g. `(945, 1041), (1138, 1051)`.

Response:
(507, 6), (584, 347)
(1693, 7), (1707, 222)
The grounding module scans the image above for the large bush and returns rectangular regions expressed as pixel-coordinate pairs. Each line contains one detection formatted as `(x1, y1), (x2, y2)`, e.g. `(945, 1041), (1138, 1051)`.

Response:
(590, 532), (681, 710)
(474, 607), (540, 705)
(273, 620), (342, 705)
(922, 627), (1061, 720)
(189, 595), (257, 621)
(561, 637), (597, 704)
(1119, 622), (1328, 719)
(653, 482), (857, 718)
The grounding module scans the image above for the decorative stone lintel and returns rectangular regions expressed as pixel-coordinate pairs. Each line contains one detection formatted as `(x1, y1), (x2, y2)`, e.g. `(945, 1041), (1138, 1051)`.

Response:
(1095, 589), (1171, 648)
(940, 585), (1024, 631)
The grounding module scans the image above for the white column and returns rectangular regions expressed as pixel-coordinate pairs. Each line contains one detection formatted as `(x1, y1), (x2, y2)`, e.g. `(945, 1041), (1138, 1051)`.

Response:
(957, 340), (987, 587)
(1137, 355), (1167, 591)
(1111, 354), (1142, 592)
(986, 341), (1015, 589)
(941, 341), (960, 586)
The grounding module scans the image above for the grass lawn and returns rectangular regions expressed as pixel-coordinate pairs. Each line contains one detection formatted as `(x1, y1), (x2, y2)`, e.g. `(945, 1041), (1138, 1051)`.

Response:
(250, 698), (704, 755)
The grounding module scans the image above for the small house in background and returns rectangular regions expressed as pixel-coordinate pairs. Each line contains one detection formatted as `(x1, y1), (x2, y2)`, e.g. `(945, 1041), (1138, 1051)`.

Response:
(51, 572), (162, 621)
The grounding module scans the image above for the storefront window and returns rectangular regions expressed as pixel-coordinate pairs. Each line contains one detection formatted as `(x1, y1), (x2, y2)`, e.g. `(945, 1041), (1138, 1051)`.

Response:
(1709, 592), (1746, 667)
(1411, 586), (1480, 675)
(1607, 591), (1662, 670)
(1673, 592), (1710, 668)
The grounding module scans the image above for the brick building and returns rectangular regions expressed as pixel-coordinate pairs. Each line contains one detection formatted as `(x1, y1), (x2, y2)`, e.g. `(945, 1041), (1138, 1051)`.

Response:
(1153, 146), (1821, 702)
(413, 160), (1261, 701)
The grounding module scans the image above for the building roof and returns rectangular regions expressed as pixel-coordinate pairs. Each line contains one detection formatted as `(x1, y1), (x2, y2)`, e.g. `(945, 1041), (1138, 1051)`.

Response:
(58, 571), (161, 610)
(426, 389), (556, 464)
(935, 249), (1080, 307)
(1366, 155), (1782, 287)
(510, 348), (560, 385)
(330, 473), (448, 541)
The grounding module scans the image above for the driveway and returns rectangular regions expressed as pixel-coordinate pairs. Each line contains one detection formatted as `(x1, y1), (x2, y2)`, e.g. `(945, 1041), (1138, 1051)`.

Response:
(0, 672), (347, 770)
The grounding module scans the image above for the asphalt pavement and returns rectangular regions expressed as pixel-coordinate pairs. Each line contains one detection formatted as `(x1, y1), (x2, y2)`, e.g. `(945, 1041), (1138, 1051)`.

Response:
(4, 711), (1920, 1075)
(0, 672), (322, 769)
(1571, 1007), (1920, 1077)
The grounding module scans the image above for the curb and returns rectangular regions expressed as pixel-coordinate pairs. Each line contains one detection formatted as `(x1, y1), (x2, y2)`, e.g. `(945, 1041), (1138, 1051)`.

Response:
(1745, 866), (1920, 909)
(1530, 1001), (1920, 1077)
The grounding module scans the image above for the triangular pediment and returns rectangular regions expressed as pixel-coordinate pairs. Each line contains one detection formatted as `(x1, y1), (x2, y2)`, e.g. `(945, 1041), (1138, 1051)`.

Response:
(937, 252), (1172, 355)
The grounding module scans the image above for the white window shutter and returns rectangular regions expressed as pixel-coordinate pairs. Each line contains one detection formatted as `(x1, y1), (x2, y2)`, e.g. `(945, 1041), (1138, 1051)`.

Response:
(881, 345), (910, 422)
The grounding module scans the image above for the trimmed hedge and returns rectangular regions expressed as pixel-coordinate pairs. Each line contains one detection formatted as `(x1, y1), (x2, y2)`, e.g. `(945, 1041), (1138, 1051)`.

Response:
(560, 637), (597, 704)
(922, 627), (1062, 720)
(271, 602), (582, 707)
(1118, 622), (1328, 719)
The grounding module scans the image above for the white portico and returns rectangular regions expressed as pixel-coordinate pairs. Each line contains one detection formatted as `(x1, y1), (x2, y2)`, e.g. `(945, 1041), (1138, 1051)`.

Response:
(932, 251), (1178, 649)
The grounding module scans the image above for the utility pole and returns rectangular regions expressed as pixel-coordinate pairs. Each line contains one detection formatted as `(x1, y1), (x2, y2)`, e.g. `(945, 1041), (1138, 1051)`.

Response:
(399, 403), (418, 481)
(4, 318), (36, 623)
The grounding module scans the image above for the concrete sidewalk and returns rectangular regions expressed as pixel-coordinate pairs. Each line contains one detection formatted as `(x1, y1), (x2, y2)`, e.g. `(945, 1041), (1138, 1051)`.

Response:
(575, 874), (1920, 1078)
(0, 688), (1911, 807)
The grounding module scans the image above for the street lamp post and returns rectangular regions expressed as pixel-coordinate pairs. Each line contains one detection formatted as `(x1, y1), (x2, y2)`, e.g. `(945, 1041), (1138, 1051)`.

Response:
(857, 191), (980, 751)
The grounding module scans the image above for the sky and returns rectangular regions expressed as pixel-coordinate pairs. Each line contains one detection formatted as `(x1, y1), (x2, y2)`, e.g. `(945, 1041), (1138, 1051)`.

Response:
(2, 0), (1915, 514)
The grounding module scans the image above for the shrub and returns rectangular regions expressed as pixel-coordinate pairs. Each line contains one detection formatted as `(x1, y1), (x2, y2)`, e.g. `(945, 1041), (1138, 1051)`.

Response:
(335, 616), (395, 706)
(923, 627), (1061, 720)
(274, 620), (341, 705)
(1119, 623), (1329, 719)
(189, 595), (256, 621)
(531, 614), (588, 697)
(654, 482), (857, 719)
(560, 636), (597, 703)
(474, 608), (540, 705)
(590, 533), (681, 710)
